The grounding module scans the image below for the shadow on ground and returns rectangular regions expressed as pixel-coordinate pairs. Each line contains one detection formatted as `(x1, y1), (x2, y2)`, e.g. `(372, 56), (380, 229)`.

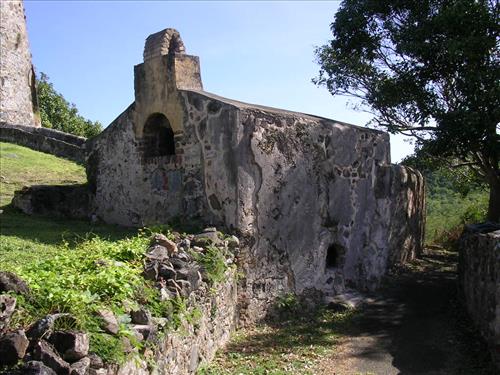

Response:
(0, 205), (135, 246)
(329, 249), (496, 375)
(211, 249), (496, 375)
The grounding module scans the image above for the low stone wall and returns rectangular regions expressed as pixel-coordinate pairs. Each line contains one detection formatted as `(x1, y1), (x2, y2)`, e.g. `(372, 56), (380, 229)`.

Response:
(12, 184), (90, 219)
(102, 270), (237, 375)
(458, 224), (500, 367)
(0, 123), (86, 163)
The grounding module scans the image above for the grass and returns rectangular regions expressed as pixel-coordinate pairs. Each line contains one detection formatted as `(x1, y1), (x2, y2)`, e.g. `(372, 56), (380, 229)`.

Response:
(0, 143), (219, 364)
(425, 188), (488, 245)
(199, 307), (355, 375)
(0, 143), (135, 267)
(0, 142), (86, 206)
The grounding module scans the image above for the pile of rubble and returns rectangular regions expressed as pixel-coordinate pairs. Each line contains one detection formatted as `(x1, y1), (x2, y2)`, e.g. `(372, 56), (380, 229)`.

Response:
(0, 228), (239, 375)
(144, 227), (237, 298)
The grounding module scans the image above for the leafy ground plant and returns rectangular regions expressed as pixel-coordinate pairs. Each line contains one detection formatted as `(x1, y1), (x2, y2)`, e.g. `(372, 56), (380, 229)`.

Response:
(0, 144), (209, 364)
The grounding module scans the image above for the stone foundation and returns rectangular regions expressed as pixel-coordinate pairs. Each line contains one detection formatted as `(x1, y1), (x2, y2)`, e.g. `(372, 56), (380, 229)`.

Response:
(12, 185), (90, 219)
(458, 224), (500, 367)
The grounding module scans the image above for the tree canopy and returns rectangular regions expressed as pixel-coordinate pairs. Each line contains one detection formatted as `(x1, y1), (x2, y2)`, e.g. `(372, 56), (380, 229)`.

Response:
(37, 73), (102, 138)
(314, 0), (499, 222)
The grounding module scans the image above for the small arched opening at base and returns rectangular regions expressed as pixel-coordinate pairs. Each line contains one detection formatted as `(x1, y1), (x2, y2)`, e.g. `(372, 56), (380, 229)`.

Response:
(142, 113), (175, 157)
(325, 243), (345, 270)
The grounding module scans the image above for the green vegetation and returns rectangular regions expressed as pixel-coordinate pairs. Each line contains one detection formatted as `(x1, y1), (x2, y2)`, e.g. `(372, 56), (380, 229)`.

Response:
(37, 73), (102, 138)
(315, 0), (499, 221)
(0, 142), (86, 206)
(426, 178), (488, 245)
(402, 153), (489, 244)
(199, 306), (355, 375)
(191, 245), (229, 285)
(0, 144), (229, 364)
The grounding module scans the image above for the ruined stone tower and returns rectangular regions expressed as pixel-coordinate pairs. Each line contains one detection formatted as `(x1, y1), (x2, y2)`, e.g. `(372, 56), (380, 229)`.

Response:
(0, 0), (40, 126)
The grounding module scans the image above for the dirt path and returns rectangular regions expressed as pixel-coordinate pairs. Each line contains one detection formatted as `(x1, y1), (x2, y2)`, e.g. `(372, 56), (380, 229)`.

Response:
(316, 249), (496, 375)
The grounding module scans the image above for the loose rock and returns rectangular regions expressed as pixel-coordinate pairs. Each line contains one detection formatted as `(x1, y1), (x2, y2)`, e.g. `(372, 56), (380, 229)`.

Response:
(32, 340), (71, 375)
(176, 280), (192, 297)
(179, 238), (191, 249)
(150, 234), (177, 254)
(87, 353), (103, 369)
(158, 263), (177, 280)
(0, 329), (29, 365)
(96, 310), (119, 335)
(193, 231), (220, 246)
(26, 314), (72, 341)
(227, 235), (240, 248)
(0, 294), (16, 333)
(0, 271), (30, 295)
(69, 357), (90, 375)
(48, 331), (89, 362)
(145, 245), (170, 261)
(130, 307), (152, 325)
(22, 361), (57, 375)
(132, 324), (155, 341)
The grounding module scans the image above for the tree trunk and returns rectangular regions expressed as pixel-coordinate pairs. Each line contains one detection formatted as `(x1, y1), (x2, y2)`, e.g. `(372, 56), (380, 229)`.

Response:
(487, 176), (500, 223)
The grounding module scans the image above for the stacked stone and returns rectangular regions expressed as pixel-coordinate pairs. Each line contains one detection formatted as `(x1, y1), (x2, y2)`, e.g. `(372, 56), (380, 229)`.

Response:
(0, 272), (90, 375)
(0, 229), (239, 375)
(143, 228), (236, 298)
(458, 224), (500, 368)
(0, 0), (40, 126)
(143, 28), (186, 62)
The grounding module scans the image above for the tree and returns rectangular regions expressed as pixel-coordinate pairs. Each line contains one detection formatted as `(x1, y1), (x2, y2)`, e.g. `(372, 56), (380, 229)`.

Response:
(37, 73), (102, 138)
(314, 0), (500, 222)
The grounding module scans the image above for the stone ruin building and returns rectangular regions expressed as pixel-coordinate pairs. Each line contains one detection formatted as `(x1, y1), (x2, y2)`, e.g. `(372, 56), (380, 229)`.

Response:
(0, 0), (425, 316)
(3, 6), (499, 370)
(0, 0), (40, 126)
(84, 28), (425, 319)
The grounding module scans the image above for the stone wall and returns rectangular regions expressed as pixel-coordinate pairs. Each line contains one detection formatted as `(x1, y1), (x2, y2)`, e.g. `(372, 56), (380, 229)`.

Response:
(88, 88), (425, 322)
(458, 224), (500, 367)
(107, 270), (237, 375)
(20, 28), (425, 328)
(0, 123), (86, 163)
(0, 0), (40, 127)
(12, 184), (90, 219)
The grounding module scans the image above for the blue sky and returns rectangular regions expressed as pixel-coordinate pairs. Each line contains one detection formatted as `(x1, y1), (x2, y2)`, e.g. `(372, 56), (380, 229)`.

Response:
(24, 0), (413, 162)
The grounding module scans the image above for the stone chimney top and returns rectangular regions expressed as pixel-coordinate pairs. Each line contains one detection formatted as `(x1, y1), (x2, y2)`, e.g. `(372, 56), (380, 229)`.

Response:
(134, 28), (202, 136)
(143, 28), (186, 62)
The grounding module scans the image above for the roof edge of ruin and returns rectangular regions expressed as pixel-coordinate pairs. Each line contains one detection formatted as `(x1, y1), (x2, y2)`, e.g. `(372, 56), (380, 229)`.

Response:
(180, 89), (387, 135)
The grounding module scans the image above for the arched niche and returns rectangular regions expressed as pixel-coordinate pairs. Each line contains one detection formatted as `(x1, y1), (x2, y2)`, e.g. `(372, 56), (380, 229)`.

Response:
(141, 113), (175, 157)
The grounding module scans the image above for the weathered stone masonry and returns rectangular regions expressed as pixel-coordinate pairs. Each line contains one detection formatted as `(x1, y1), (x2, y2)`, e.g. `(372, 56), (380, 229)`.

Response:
(0, 0), (40, 126)
(86, 28), (425, 321)
(0, 123), (86, 163)
(459, 225), (500, 367)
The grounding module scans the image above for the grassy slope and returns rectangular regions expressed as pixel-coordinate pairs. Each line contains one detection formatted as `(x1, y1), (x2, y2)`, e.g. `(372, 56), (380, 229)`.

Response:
(425, 186), (488, 244)
(0, 142), (86, 206)
(0, 142), (133, 265)
(0, 143), (230, 365)
(0, 143), (146, 363)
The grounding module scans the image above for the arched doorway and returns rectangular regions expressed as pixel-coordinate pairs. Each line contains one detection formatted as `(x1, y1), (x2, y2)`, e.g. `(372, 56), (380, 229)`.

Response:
(142, 113), (175, 157)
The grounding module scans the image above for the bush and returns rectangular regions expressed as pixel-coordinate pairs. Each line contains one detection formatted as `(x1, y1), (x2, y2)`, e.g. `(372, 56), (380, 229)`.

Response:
(37, 73), (102, 138)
